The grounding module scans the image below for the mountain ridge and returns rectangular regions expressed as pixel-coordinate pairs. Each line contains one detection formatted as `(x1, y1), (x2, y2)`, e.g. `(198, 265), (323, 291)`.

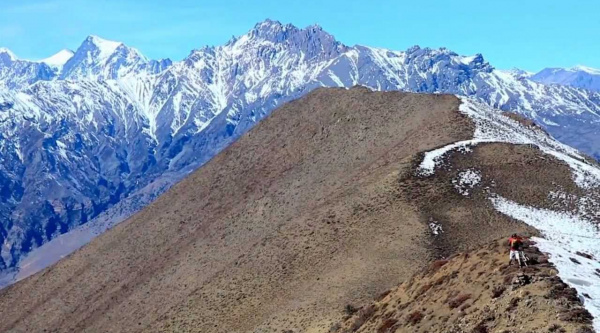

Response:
(335, 240), (595, 333)
(531, 65), (600, 92)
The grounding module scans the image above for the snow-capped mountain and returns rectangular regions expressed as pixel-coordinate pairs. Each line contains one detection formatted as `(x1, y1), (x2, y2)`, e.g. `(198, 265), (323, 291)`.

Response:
(0, 48), (18, 62)
(1, 19), (600, 277)
(0, 36), (172, 90)
(0, 48), (56, 89)
(498, 68), (533, 79)
(39, 49), (74, 72)
(531, 65), (600, 92)
(59, 35), (172, 80)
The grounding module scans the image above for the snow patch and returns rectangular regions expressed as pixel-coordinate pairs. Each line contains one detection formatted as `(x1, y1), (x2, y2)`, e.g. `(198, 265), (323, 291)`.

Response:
(429, 220), (444, 236)
(417, 97), (600, 329)
(418, 97), (600, 190)
(452, 169), (481, 196)
(418, 143), (473, 176)
(491, 195), (600, 330)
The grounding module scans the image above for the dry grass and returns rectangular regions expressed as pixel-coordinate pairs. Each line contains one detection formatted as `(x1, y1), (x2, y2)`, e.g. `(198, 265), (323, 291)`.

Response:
(417, 282), (433, 296)
(506, 297), (521, 312)
(375, 290), (392, 302)
(0, 90), (474, 332)
(548, 323), (566, 333)
(471, 321), (489, 333)
(491, 285), (506, 298)
(546, 280), (580, 302)
(345, 304), (359, 316)
(377, 319), (398, 333)
(333, 239), (595, 333)
(348, 305), (376, 331)
(406, 311), (424, 325)
(429, 260), (449, 272)
(448, 294), (471, 309)
(558, 308), (594, 324)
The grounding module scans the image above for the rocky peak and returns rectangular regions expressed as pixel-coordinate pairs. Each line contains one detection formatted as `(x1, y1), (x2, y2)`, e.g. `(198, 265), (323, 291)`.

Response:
(0, 48), (17, 64)
(60, 35), (163, 80)
(248, 19), (298, 42)
(335, 240), (595, 333)
(225, 19), (346, 61)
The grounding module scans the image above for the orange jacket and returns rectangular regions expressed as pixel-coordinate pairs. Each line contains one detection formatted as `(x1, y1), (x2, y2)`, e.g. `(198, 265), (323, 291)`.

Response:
(508, 237), (523, 251)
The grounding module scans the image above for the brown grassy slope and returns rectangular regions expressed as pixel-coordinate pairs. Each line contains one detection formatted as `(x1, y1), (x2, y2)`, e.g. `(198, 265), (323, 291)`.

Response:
(0, 88), (476, 333)
(335, 239), (594, 333)
(405, 141), (600, 259)
(0, 88), (578, 333)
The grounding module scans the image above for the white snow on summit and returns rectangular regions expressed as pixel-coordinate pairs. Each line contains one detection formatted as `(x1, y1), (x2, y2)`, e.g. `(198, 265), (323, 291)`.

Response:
(0, 47), (17, 61)
(39, 49), (74, 70)
(531, 65), (600, 91)
(87, 35), (123, 62)
(458, 55), (478, 65)
(498, 68), (534, 78)
(571, 65), (600, 75)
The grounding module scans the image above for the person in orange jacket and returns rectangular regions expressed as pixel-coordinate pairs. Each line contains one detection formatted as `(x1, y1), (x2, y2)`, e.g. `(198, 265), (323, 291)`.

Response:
(508, 234), (524, 267)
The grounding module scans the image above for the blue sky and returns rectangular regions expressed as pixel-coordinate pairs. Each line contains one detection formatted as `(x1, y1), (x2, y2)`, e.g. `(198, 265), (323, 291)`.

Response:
(1, 0), (598, 72)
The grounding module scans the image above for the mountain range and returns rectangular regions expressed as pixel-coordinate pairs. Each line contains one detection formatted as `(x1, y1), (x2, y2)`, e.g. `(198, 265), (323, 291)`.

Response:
(531, 65), (600, 92)
(1, 19), (600, 280)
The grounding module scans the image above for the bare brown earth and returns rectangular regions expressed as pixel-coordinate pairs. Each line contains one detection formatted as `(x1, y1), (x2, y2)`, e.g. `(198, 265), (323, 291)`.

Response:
(335, 239), (594, 333)
(0, 88), (587, 332)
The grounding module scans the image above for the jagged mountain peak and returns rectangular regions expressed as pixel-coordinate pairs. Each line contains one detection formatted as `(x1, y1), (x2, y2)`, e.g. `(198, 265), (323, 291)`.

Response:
(83, 35), (122, 54)
(218, 19), (348, 65)
(75, 35), (147, 63)
(0, 48), (56, 89)
(252, 18), (286, 29)
(241, 19), (341, 47)
(0, 47), (18, 62)
(58, 35), (156, 80)
(246, 19), (296, 42)
(224, 20), (306, 45)
(400, 45), (493, 73)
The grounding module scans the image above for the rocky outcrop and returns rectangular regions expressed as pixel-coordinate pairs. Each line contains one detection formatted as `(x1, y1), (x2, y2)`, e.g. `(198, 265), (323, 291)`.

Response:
(334, 240), (594, 333)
